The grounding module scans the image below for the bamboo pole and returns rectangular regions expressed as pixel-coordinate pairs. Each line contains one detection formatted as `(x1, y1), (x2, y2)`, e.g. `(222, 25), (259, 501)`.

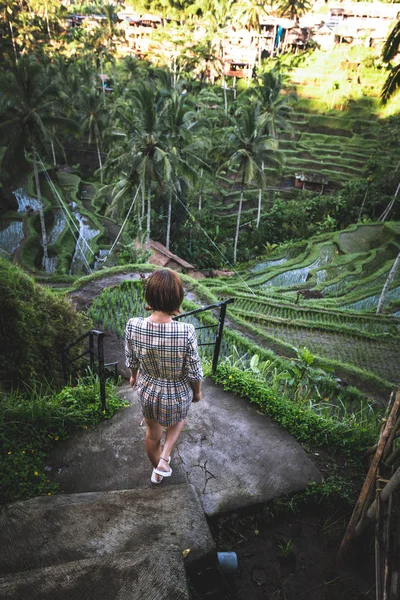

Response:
(382, 471), (393, 600)
(365, 393), (396, 457)
(338, 392), (400, 561)
(386, 445), (400, 467)
(354, 467), (400, 537)
(375, 483), (383, 600)
(390, 518), (400, 599)
(383, 416), (400, 461)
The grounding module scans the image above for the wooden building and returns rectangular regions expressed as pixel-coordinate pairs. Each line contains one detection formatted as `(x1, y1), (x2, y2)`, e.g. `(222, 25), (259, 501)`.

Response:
(149, 241), (197, 275)
(294, 172), (329, 193)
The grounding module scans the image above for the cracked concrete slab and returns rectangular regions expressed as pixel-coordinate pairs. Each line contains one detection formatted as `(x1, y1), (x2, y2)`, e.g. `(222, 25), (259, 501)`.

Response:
(45, 385), (188, 493)
(0, 486), (215, 577)
(46, 378), (321, 518)
(177, 378), (322, 516)
(0, 549), (189, 600)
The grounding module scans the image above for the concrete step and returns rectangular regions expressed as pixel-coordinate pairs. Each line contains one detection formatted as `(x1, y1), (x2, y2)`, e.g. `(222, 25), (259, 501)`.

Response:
(46, 378), (322, 518)
(0, 485), (216, 577)
(0, 549), (189, 600)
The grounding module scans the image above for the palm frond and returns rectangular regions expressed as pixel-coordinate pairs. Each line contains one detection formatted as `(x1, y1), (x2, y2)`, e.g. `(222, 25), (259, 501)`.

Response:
(380, 63), (400, 105)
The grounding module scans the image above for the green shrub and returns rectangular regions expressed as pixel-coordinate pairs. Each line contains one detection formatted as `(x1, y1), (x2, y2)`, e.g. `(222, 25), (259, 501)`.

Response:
(213, 364), (378, 455)
(0, 258), (89, 388)
(0, 376), (127, 503)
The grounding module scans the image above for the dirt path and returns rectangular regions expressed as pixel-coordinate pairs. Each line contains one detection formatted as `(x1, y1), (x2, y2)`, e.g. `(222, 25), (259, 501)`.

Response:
(13, 219), (34, 273)
(68, 271), (143, 310)
(68, 271), (392, 404)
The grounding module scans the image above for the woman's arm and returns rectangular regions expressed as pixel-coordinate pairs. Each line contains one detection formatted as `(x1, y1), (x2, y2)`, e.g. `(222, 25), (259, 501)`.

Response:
(125, 320), (140, 386)
(191, 379), (202, 403)
(130, 367), (139, 388)
(186, 325), (203, 402)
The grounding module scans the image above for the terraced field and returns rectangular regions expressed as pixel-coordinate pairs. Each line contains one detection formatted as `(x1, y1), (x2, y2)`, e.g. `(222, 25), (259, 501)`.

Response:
(202, 222), (400, 389)
(216, 104), (397, 223)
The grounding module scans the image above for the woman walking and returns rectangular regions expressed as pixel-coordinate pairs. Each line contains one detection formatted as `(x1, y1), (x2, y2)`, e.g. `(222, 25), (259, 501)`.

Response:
(125, 269), (203, 484)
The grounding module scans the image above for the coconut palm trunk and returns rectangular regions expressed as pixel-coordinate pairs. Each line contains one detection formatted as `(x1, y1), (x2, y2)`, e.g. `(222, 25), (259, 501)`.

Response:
(32, 148), (49, 266)
(198, 168), (204, 211)
(45, 4), (51, 40)
(376, 252), (400, 314)
(139, 185), (144, 231)
(379, 182), (399, 222)
(146, 185), (151, 251)
(7, 16), (18, 62)
(222, 76), (228, 114)
(50, 138), (56, 166)
(233, 173), (245, 264)
(256, 159), (265, 228)
(166, 189), (172, 250)
(96, 139), (103, 183)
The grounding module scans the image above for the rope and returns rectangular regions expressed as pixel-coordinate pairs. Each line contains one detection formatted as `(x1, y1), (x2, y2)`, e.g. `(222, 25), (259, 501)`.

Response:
(105, 183), (141, 259)
(168, 185), (256, 297)
(37, 154), (93, 273)
(37, 152), (141, 267)
(36, 152), (257, 291)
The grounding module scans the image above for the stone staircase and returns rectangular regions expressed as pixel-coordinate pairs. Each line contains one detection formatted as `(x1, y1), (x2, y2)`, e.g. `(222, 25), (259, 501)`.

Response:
(0, 378), (322, 599)
(0, 486), (214, 600)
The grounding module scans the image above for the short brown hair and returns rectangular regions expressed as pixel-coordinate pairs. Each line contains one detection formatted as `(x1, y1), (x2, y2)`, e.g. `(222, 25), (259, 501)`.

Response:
(145, 269), (184, 314)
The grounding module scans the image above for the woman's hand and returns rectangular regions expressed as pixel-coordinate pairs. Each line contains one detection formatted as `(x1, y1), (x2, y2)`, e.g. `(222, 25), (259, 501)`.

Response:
(130, 375), (137, 388)
(192, 392), (202, 403)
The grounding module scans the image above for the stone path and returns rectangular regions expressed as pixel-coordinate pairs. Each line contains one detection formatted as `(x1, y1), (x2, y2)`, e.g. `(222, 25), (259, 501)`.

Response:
(0, 378), (322, 599)
(44, 379), (321, 516)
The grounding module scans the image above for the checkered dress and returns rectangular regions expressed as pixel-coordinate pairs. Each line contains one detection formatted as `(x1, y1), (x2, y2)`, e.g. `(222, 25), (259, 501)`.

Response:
(125, 317), (203, 427)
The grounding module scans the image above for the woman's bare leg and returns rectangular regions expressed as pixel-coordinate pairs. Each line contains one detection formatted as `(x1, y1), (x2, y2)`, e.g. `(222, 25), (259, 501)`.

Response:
(144, 418), (163, 469)
(157, 420), (186, 474)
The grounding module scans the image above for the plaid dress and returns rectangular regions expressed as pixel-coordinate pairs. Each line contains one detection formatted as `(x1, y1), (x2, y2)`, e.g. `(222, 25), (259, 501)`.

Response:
(125, 317), (203, 427)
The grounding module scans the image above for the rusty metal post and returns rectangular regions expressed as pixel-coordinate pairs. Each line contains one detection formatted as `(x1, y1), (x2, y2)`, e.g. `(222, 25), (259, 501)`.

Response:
(61, 350), (68, 385)
(97, 332), (106, 411)
(113, 363), (119, 385)
(89, 331), (94, 373)
(212, 302), (228, 374)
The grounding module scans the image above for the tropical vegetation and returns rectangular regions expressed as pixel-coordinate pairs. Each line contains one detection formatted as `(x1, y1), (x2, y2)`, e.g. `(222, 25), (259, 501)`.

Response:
(0, 0), (399, 513)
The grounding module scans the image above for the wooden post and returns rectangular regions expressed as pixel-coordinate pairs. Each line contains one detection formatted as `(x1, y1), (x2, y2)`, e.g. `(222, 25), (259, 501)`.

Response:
(355, 467), (400, 537)
(338, 391), (400, 561)
(97, 332), (106, 411)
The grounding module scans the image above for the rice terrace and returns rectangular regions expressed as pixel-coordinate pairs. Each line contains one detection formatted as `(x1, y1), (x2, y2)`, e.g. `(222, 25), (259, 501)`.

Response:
(1, 0), (400, 599)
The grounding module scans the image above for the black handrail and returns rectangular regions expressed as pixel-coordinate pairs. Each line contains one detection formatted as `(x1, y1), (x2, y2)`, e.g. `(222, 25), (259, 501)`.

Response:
(62, 298), (234, 408)
(174, 298), (235, 373)
(62, 330), (107, 410)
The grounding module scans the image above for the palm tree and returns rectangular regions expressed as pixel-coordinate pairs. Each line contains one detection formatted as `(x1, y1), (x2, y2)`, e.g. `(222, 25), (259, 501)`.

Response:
(131, 84), (173, 250)
(376, 252), (400, 314)
(79, 87), (109, 182)
(106, 83), (171, 251)
(223, 102), (281, 263)
(120, 55), (144, 84)
(381, 20), (400, 105)
(255, 69), (295, 139)
(0, 55), (78, 267)
(101, 2), (123, 52)
(159, 88), (200, 249)
(190, 0), (236, 109)
(277, 0), (311, 24)
(253, 69), (293, 226)
(235, 0), (268, 65)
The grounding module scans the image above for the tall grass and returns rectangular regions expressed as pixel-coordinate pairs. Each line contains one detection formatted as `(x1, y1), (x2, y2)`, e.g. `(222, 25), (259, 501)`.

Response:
(0, 375), (127, 504)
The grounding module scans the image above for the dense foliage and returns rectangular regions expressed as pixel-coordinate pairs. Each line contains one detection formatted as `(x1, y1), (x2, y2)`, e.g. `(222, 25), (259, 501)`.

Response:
(213, 363), (379, 455)
(0, 376), (127, 503)
(1, 1), (399, 272)
(0, 258), (88, 387)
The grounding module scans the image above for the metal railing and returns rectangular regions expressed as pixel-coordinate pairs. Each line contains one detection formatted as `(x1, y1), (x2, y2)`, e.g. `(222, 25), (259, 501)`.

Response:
(62, 298), (234, 409)
(174, 298), (235, 373)
(62, 330), (118, 411)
